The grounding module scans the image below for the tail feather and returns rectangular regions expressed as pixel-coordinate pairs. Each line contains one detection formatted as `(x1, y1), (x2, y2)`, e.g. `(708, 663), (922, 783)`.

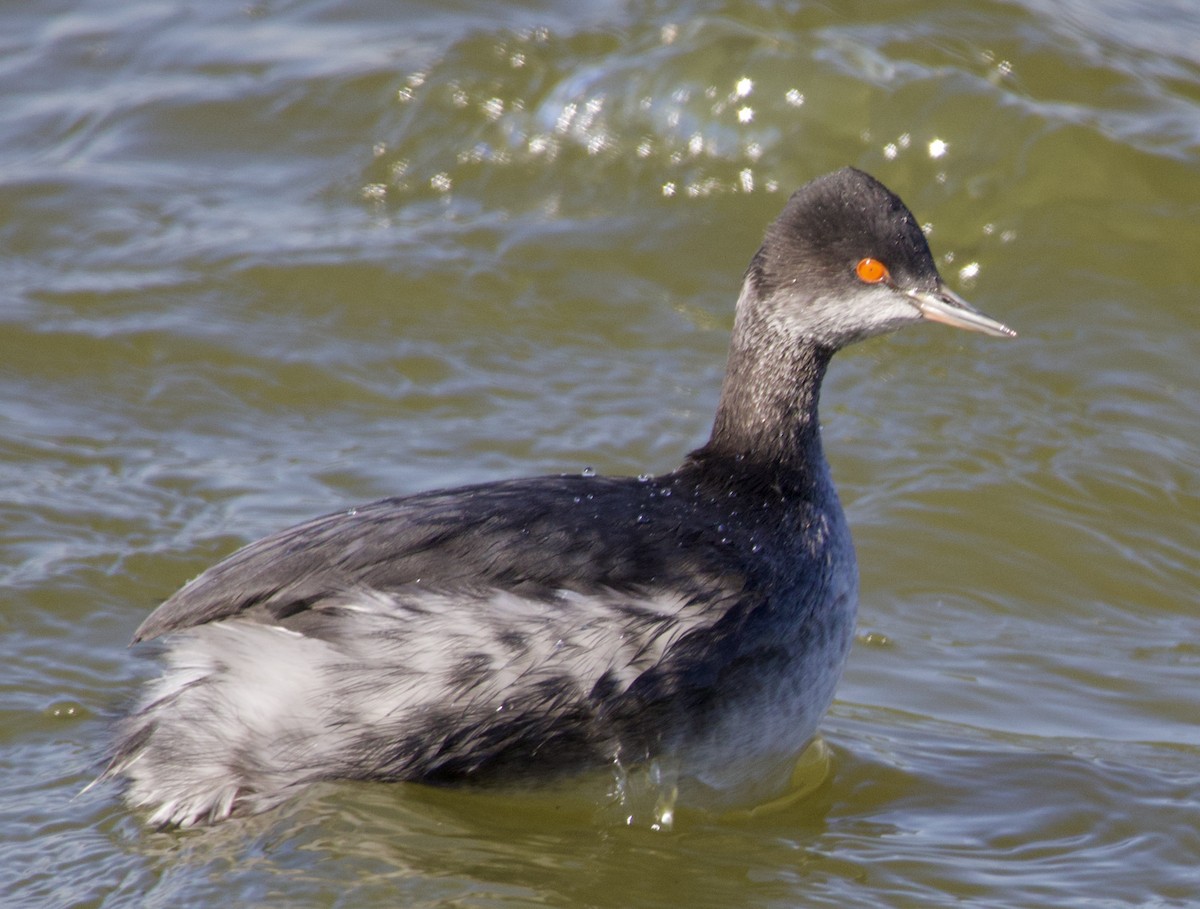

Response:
(102, 623), (346, 827)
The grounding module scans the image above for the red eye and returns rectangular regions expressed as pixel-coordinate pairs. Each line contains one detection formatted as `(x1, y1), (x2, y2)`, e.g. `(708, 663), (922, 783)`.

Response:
(855, 257), (890, 284)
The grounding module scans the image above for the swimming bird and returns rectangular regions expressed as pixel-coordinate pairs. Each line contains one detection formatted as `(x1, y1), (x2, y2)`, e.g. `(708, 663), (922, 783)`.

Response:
(101, 167), (1014, 828)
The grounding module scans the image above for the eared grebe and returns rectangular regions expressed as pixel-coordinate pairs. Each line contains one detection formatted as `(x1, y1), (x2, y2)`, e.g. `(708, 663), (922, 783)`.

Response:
(101, 168), (1014, 827)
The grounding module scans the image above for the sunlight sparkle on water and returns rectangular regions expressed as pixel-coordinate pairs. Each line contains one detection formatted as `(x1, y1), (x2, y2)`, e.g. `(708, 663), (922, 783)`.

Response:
(883, 133), (911, 160)
(481, 97), (504, 121)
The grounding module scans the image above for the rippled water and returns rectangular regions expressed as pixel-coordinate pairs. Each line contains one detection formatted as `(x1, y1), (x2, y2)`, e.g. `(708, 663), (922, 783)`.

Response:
(3, 0), (1198, 906)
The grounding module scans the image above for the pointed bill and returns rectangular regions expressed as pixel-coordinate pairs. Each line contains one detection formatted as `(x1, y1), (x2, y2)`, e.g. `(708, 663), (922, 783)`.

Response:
(907, 286), (1016, 338)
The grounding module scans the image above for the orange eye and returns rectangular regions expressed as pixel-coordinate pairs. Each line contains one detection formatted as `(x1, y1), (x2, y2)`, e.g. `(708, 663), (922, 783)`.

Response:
(855, 257), (890, 284)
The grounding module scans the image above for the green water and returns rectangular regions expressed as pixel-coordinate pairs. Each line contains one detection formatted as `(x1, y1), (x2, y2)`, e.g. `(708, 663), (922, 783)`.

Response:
(3, 0), (1198, 905)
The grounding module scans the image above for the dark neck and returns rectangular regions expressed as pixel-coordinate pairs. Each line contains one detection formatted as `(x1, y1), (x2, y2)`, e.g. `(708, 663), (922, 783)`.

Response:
(689, 285), (835, 480)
